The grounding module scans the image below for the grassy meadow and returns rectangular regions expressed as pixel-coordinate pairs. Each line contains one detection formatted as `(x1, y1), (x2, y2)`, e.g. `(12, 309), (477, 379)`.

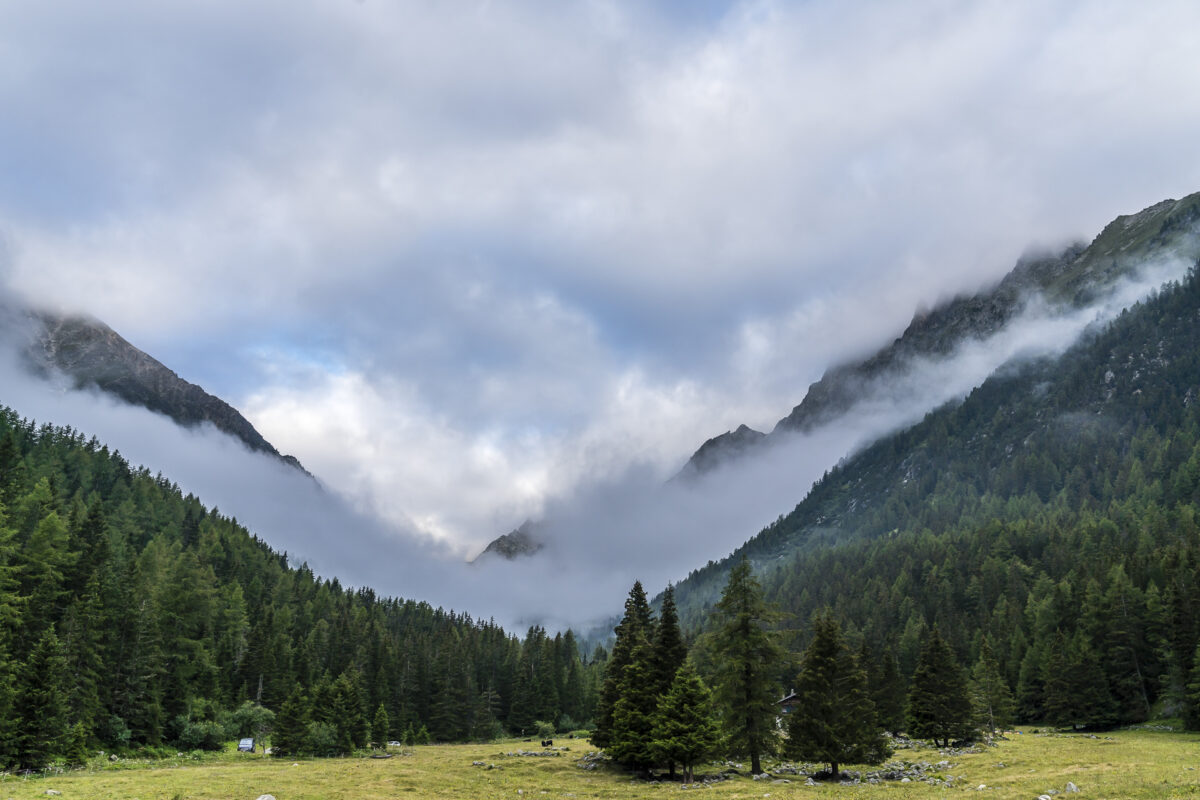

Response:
(2, 727), (1199, 800)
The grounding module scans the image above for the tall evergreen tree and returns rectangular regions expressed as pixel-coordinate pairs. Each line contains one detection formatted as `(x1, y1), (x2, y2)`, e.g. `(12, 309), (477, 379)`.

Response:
(870, 649), (906, 735)
(652, 663), (718, 784)
(652, 585), (687, 698)
(607, 638), (659, 771)
(593, 581), (655, 750)
(14, 625), (70, 768)
(907, 626), (973, 747)
(712, 559), (783, 775)
(970, 639), (1015, 735)
(784, 617), (890, 779)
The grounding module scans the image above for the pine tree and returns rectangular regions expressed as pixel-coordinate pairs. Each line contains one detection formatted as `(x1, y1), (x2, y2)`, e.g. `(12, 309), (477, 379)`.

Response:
(593, 581), (655, 749)
(652, 663), (718, 784)
(1185, 641), (1200, 730)
(907, 626), (973, 747)
(271, 690), (309, 758)
(784, 617), (890, 779)
(14, 625), (70, 768)
(607, 638), (658, 771)
(970, 639), (1015, 735)
(652, 586), (687, 699)
(372, 703), (390, 749)
(712, 559), (784, 775)
(1043, 632), (1117, 730)
(871, 649), (906, 734)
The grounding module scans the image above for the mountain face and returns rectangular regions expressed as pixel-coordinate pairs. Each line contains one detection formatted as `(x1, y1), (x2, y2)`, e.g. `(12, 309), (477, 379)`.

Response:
(677, 193), (1200, 478)
(672, 232), (1200, 625)
(471, 520), (544, 563)
(3, 304), (307, 474)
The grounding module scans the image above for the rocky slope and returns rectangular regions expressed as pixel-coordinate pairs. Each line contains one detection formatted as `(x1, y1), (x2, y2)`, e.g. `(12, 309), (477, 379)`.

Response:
(470, 520), (544, 563)
(7, 306), (307, 474)
(677, 192), (1200, 478)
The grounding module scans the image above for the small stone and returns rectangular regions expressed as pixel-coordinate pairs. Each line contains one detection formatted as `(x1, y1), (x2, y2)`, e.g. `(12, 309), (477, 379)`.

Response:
(254, 796), (276, 800)
(44, 792), (62, 797)
(805, 777), (817, 786)
(978, 785), (987, 790)
(1065, 783), (1079, 793)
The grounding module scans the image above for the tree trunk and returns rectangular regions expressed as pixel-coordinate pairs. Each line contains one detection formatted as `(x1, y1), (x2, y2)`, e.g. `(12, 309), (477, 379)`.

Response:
(830, 761), (839, 780)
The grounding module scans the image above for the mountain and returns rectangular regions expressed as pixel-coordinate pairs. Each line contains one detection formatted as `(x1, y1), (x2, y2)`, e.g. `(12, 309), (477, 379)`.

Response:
(470, 520), (544, 562)
(673, 235), (1200, 726)
(677, 193), (1200, 478)
(1, 303), (308, 474)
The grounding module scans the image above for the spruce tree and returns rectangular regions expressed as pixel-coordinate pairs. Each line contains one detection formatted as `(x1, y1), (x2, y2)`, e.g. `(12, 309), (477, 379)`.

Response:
(607, 638), (658, 771)
(872, 650), (907, 735)
(652, 663), (718, 784)
(784, 617), (890, 779)
(907, 626), (973, 747)
(14, 625), (70, 768)
(372, 703), (390, 748)
(593, 581), (655, 749)
(272, 686), (310, 757)
(970, 639), (1015, 735)
(652, 586), (687, 698)
(712, 559), (783, 775)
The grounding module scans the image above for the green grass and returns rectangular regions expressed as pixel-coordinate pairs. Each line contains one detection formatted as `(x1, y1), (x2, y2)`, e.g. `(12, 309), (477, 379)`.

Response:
(3, 728), (1199, 799)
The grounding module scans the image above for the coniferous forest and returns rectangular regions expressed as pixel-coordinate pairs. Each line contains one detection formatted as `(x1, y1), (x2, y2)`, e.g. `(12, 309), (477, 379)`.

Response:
(0, 413), (602, 769)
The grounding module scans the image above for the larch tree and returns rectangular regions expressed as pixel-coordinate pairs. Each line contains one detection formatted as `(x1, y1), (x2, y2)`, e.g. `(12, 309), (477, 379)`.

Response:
(784, 616), (890, 779)
(593, 581), (655, 750)
(712, 558), (784, 775)
(653, 662), (718, 783)
(907, 626), (973, 747)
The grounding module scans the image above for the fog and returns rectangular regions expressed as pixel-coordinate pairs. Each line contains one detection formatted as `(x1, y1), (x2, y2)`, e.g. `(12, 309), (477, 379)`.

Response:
(0, 255), (1186, 632)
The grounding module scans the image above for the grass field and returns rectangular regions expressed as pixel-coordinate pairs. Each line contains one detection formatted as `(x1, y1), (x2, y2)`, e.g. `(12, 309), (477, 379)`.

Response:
(2, 727), (1199, 800)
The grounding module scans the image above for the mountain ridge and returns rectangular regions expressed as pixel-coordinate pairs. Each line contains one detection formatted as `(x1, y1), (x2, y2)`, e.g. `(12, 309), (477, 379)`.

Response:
(677, 192), (1200, 479)
(3, 303), (309, 475)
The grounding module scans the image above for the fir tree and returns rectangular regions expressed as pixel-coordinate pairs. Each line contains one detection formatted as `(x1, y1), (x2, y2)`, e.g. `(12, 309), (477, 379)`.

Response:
(607, 638), (659, 771)
(871, 649), (906, 735)
(372, 703), (390, 749)
(907, 626), (973, 747)
(712, 559), (783, 775)
(970, 639), (1015, 735)
(652, 663), (718, 784)
(14, 625), (70, 768)
(652, 585), (687, 698)
(593, 581), (655, 750)
(784, 617), (890, 779)
(271, 686), (310, 757)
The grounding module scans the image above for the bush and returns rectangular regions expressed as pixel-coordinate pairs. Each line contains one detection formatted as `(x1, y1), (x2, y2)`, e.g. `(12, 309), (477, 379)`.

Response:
(227, 701), (276, 739)
(306, 722), (341, 757)
(534, 720), (556, 739)
(176, 719), (226, 751)
(98, 714), (132, 750)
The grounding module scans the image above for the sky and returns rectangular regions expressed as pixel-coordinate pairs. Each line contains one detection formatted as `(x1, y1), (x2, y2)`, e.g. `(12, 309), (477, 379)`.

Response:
(3, 0), (1200, 627)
